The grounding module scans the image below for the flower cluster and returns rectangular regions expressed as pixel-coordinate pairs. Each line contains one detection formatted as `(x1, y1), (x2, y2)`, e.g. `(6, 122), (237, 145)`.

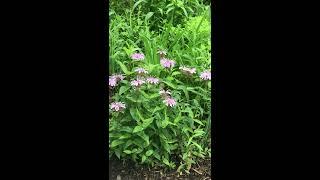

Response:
(135, 67), (148, 74)
(200, 70), (211, 80)
(131, 53), (145, 61)
(179, 66), (196, 75)
(130, 79), (145, 88)
(159, 89), (176, 107)
(109, 74), (125, 87)
(163, 97), (177, 107)
(146, 77), (159, 84)
(110, 102), (126, 112)
(160, 58), (175, 68)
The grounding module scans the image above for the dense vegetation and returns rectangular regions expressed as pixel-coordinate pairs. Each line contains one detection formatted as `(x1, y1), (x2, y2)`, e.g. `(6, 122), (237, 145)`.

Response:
(109, 0), (212, 174)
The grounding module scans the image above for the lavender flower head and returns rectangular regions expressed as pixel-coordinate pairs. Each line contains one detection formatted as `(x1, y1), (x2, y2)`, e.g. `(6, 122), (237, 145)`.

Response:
(134, 67), (148, 74)
(163, 97), (176, 107)
(113, 74), (125, 81)
(200, 70), (211, 80)
(110, 102), (126, 112)
(131, 53), (145, 61)
(179, 66), (196, 75)
(146, 77), (159, 84)
(109, 76), (117, 87)
(160, 58), (175, 68)
(130, 79), (145, 87)
(109, 74), (125, 87)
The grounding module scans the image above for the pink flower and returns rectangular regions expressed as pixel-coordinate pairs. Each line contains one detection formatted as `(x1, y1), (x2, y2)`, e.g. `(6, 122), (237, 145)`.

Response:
(109, 76), (117, 87)
(130, 79), (145, 87)
(179, 66), (196, 75)
(160, 58), (175, 68)
(146, 77), (159, 84)
(113, 74), (125, 81)
(159, 89), (171, 95)
(135, 67), (148, 74)
(200, 70), (211, 80)
(110, 102), (126, 112)
(131, 53), (145, 61)
(163, 97), (176, 107)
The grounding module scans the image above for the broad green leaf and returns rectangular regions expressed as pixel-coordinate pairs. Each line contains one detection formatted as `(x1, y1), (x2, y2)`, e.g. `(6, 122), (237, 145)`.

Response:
(115, 60), (132, 75)
(146, 149), (154, 157)
(149, 93), (160, 99)
(141, 155), (147, 163)
(162, 158), (170, 166)
(123, 150), (132, 154)
(162, 80), (177, 89)
(193, 119), (204, 126)
(171, 71), (181, 76)
(133, 125), (144, 133)
(142, 117), (154, 128)
(111, 140), (124, 148)
(119, 134), (131, 139)
(145, 12), (154, 22)
(130, 108), (139, 122)
(136, 108), (145, 121)
(137, 131), (150, 145)
(119, 86), (130, 95)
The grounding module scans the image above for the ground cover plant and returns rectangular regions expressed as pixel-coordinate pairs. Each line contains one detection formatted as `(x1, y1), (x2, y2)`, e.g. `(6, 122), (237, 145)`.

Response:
(109, 0), (212, 176)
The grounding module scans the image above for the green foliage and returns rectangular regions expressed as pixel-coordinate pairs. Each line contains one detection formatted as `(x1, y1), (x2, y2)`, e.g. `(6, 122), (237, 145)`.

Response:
(109, 0), (212, 174)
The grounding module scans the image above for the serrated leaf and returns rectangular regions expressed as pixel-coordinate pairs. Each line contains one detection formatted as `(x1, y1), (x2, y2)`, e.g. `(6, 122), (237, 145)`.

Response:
(130, 108), (140, 122)
(149, 93), (160, 99)
(153, 151), (161, 160)
(133, 126), (144, 133)
(136, 108), (145, 121)
(146, 150), (154, 156)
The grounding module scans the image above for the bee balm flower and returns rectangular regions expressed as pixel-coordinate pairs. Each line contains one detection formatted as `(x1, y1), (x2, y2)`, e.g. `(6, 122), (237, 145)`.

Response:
(200, 70), (211, 80)
(110, 102), (126, 112)
(146, 77), (159, 84)
(163, 97), (176, 107)
(160, 58), (175, 68)
(134, 67), (148, 74)
(131, 53), (145, 61)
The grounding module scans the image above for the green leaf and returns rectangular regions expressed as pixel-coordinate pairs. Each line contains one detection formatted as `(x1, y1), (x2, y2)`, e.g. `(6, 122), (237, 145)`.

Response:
(119, 86), (130, 95)
(193, 119), (204, 126)
(162, 80), (177, 89)
(149, 93), (160, 99)
(115, 60), (132, 75)
(142, 117), (154, 128)
(119, 134), (131, 139)
(115, 149), (121, 159)
(145, 12), (154, 22)
(111, 140), (124, 148)
(153, 151), (161, 160)
(181, 6), (188, 17)
(130, 108), (140, 122)
(137, 131), (150, 145)
(141, 155), (147, 163)
(171, 71), (181, 76)
(123, 150), (132, 154)
(146, 150), (154, 156)
(133, 0), (146, 11)
(163, 158), (170, 166)
(136, 108), (145, 121)
(133, 126), (144, 133)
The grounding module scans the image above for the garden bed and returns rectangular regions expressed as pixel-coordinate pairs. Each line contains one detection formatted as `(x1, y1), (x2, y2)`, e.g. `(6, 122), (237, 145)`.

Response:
(109, 157), (212, 180)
